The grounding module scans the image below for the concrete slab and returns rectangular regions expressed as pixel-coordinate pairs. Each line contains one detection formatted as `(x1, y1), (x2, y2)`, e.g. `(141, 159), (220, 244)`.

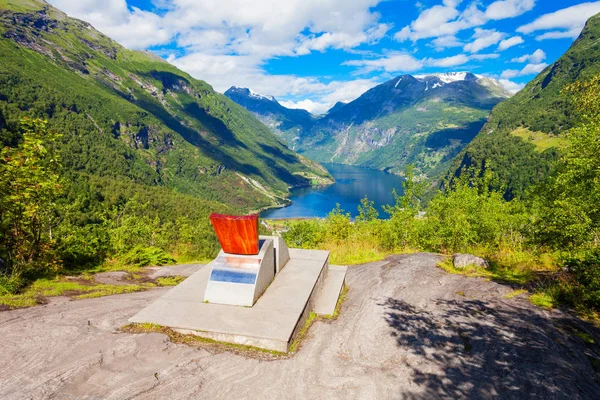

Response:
(288, 248), (330, 261)
(313, 265), (347, 316)
(129, 248), (331, 352)
(253, 258), (328, 314)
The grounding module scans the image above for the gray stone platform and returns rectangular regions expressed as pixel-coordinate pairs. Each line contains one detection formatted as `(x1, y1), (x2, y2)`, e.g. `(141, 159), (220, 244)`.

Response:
(129, 248), (347, 352)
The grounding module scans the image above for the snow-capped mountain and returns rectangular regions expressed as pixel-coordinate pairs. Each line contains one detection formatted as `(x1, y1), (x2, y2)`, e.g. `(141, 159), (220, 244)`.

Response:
(226, 72), (511, 179)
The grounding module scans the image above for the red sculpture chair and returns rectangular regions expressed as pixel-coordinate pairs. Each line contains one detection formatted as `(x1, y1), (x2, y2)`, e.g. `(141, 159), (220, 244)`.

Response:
(209, 213), (260, 255)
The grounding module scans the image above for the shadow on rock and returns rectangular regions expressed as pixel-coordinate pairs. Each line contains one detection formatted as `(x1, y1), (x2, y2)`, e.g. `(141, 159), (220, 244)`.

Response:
(380, 298), (600, 399)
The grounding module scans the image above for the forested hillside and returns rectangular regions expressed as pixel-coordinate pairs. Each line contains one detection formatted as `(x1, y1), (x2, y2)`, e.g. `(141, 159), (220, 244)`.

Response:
(0, 0), (330, 209)
(0, 0), (330, 284)
(448, 12), (600, 198)
(224, 86), (316, 149)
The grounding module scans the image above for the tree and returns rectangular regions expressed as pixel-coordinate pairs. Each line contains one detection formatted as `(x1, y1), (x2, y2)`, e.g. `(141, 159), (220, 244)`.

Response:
(357, 196), (379, 222)
(381, 165), (427, 250)
(533, 76), (600, 248)
(0, 118), (63, 284)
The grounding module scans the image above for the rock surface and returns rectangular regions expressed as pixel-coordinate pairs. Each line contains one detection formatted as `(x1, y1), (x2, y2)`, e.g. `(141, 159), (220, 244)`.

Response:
(1, 253), (599, 399)
(453, 253), (490, 269)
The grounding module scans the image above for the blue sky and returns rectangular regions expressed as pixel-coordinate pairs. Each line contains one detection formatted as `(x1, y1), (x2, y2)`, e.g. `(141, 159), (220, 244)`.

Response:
(49, 0), (600, 113)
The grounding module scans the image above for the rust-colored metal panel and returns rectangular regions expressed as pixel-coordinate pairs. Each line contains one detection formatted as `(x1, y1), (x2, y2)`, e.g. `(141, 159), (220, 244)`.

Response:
(209, 213), (259, 255)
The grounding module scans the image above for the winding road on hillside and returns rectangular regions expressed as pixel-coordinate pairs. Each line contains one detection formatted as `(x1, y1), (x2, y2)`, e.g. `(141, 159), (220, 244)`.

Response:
(1, 254), (599, 399)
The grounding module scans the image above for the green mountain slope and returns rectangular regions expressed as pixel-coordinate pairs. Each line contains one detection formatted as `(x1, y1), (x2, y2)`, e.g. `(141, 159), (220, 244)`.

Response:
(448, 12), (600, 198)
(0, 0), (331, 212)
(304, 73), (510, 178)
(224, 87), (316, 150)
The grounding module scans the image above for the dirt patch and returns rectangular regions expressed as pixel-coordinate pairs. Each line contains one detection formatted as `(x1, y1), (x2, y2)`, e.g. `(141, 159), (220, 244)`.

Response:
(92, 271), (130, 285)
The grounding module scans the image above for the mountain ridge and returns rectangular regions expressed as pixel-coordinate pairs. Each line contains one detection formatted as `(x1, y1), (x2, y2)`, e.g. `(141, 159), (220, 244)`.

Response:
(227, 72), (510, 178)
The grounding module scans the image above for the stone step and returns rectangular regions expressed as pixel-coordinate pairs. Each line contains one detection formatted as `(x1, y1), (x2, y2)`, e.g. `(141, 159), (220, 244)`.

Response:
(313, 265), (348, 316)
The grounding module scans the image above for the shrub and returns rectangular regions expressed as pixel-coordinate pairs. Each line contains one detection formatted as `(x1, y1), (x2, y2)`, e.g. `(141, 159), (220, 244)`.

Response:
(120, 246), (176, 268)
(562, 249), (600, 310)
(283, 219), (323, 249)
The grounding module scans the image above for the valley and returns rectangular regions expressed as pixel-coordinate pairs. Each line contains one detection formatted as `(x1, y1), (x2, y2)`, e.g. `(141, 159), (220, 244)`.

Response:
(226, 72), (511, 179)
(1, 2), (600, 398)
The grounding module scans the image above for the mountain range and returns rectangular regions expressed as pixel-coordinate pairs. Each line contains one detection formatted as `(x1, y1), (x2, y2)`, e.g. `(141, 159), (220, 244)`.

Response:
(226, 72), (511, 179)
(2, 0), (599, 211)
(0, 0), (331, 213)
(227, 10), (600, 199)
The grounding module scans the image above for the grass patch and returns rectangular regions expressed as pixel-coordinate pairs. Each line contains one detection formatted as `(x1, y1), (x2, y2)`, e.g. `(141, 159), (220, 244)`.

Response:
(0, 293), (39, 309)
(155, 276), (186, 286)
(504, 289), (528, 299)
(122, 323), (288, 359)
(529, 292), (557, 309)
(288, 312), (318, 353)
(0, 273), (187, 310)
(573, 329), (596, 345)
(511, 127), (569, 152)
(75, 283), (155, 299)
(322, 284), (349, 320)
(323, 241), (391, 265)
(289, 284), (350, 351)
(437, 255), (538, 286)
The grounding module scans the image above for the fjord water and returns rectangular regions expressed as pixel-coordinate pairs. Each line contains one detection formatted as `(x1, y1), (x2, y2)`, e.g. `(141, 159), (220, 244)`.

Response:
(261, 163), (404, 219)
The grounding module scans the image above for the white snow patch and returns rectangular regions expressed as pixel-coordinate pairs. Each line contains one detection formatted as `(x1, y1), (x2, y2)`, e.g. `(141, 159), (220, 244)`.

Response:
(415, 72), (467, 83)
(247, 87), (276, 101)
(394, 77), (402, 88)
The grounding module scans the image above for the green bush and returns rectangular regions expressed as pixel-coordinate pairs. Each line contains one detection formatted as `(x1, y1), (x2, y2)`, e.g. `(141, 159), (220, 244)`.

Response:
(120, 246), (176, 268)
(562, 250), (600, 310)
(283, 220), (323, 249)
(322, 204), (352, 242)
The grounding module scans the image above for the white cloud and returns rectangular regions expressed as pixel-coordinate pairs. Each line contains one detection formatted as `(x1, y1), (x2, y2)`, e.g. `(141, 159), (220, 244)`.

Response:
(470, 53), (500, 60)
(517, 2), (600, 40)
(535, 30), (581, 40)
(320, 79), (380, 104)
(277, 78), (380, 113)
(394, 0), (483, 42)
(345, 50), (502, 74)
(511, 49), (546, 63)
(279, 99), (330, 114)
(520, 62), (548, 75)
(431, 35), (463, 50)
(463, 28), (505, 53)
(428, 54), (470, 67)
(501, 69), (520, 79)
(485, 0), (536, 20)
(343, 52), (424, 74)
(396, 0), (534, 43)
(498, 79), (525, 94)
(48, 0), (391, 115)
(49, 0), (171, 49)
(295, 23), (390, 55)
(501, 61), (548, 79)
(497, 35), (524, 51)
